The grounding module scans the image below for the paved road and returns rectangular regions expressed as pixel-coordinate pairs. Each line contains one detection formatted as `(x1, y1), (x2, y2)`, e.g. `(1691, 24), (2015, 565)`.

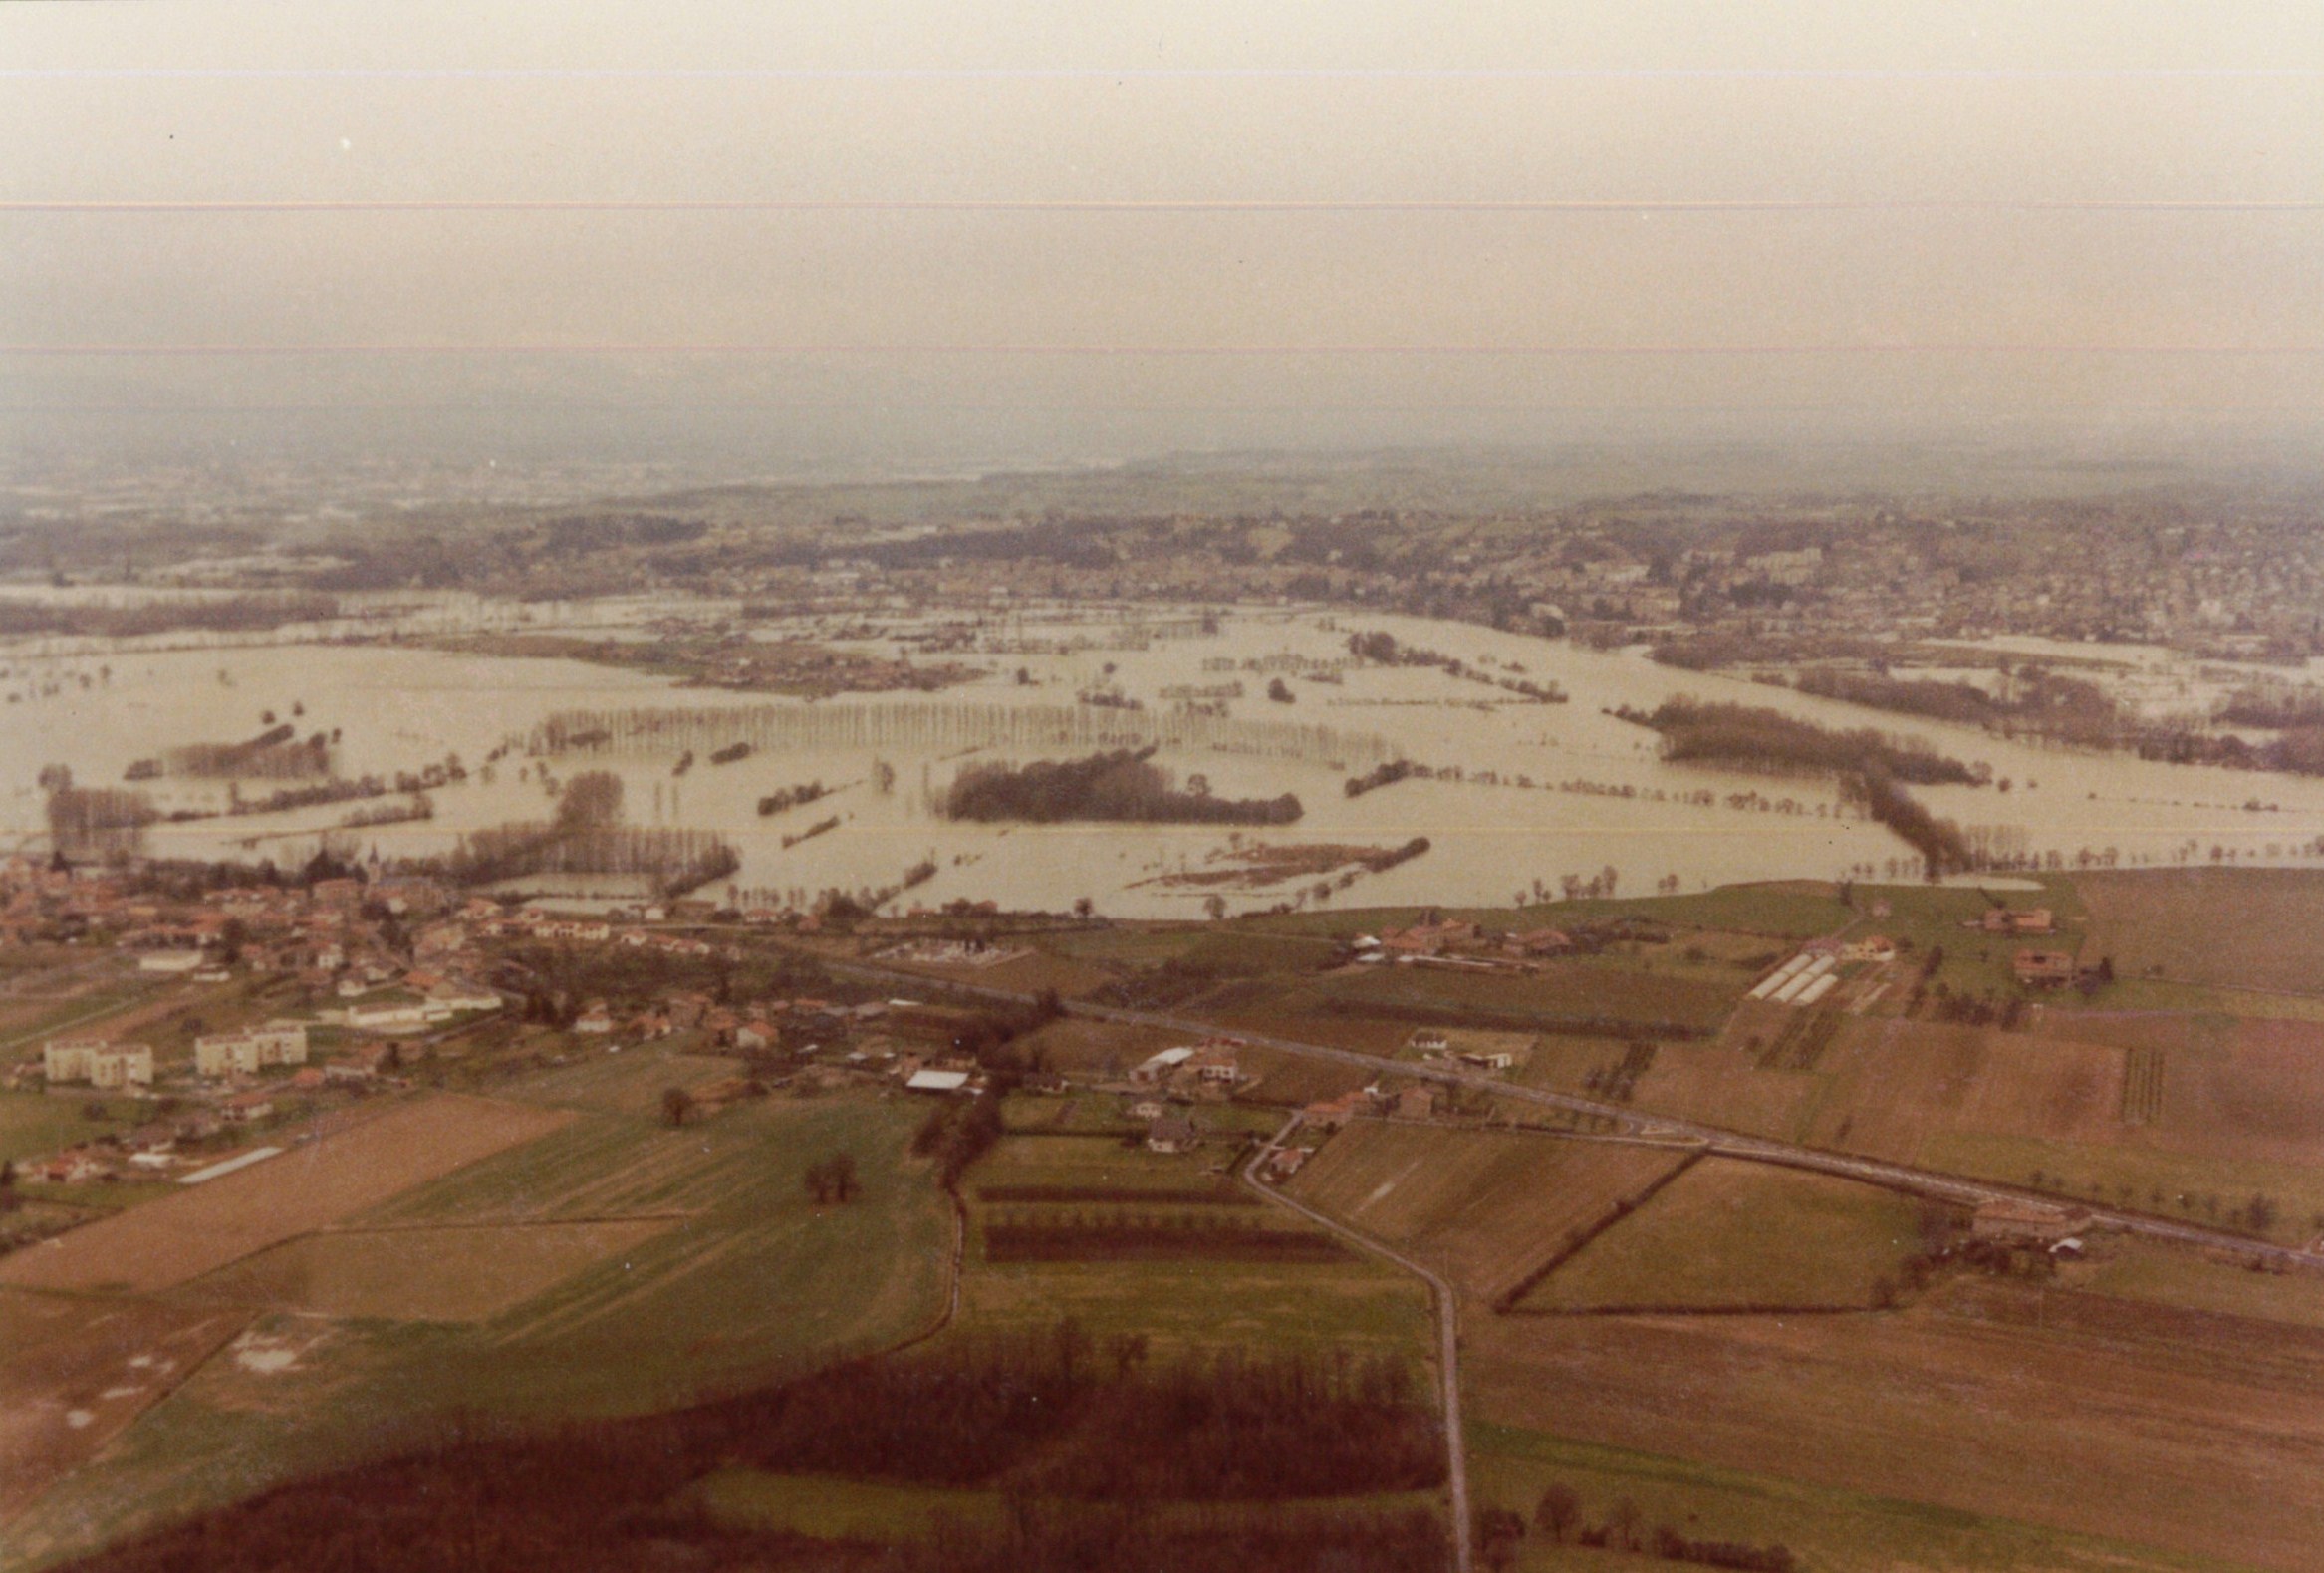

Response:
(1240, 1115), (1471, 1573)
(813, 950), (2321, 1270)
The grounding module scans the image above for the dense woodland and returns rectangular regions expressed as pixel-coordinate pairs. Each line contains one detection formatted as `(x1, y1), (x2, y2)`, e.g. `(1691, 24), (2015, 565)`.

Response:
(60, 1329), (1446, 1573)
(943, 746), (1303, 826)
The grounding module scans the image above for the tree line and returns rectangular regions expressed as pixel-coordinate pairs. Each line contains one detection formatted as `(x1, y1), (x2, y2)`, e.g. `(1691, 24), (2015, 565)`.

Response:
(534, 699), (1395, 771)
(1476, 1482), (1798, 1571)
(1623, 697), (1980, 787)
(46, 785), (156, 860)
(1614, 697), (1978, 876)
(51, 1328), (1446, 1573)
(0, 592), (340, 640)
(163, 723), (333, 780)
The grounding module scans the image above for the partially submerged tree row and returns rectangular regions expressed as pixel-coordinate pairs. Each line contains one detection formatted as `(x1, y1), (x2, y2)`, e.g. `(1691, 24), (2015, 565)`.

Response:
(533, 700), (1395, 771)
(1624, 697), (1980, 787)
(1615, 697), (1978, 876)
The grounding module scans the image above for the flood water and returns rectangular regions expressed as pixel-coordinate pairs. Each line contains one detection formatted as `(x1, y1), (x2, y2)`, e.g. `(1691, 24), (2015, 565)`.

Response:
(9, 600), (2324, 918)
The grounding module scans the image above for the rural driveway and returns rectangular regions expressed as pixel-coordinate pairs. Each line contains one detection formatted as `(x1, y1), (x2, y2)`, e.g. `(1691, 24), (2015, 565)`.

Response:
(1241, 1115), (1472, 1573)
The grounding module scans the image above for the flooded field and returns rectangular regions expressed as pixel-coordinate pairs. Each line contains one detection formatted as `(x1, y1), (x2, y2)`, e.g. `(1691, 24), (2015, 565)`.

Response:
(10, 600), (2324, 918)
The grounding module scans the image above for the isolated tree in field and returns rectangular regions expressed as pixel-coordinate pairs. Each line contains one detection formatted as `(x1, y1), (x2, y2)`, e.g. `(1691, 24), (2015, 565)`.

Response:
(1204, 894), (1228, 921)
(2247, 1192), (2278, 1233)
(1533, 1483), (1581, 1543)
(1051, 1316), (1091, 1385)
(1607, 1497), (1643, 1552)
(804, 1153), (859, 1204)
(1474, 1506), (1525, 1570)
(1073, 895), (1095, 918)
(660, 1085), (695, 1129)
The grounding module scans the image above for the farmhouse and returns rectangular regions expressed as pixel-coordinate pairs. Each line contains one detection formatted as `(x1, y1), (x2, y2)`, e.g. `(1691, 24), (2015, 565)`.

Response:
(43, 1037), (154, 1089)
(324, 1048), (388, 1084)
(1841, 935), (1899, 964)
(29, 1151), (111, 1184)
(1501, 927), (1574, 958)
(1185, 1045), (1242, 1084)
(222, 1090), (276, 1123)
(1302, 1091), (1367, 1131)
(1441, 1028), (1536, 1075)
(194, 1020), (309, 1078)
(1981, 907), (2056, 934)
(2012, 949), (2080, 988)
(1145, 1110), (1199, 1154)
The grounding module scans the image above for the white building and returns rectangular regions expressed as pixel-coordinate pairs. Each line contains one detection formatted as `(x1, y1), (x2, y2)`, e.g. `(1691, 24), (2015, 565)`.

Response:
(194, 1020), (309, 1078)
(44, 1037), (153, 1089)
(135, 950), (205, 975)
(1130, 1046), (1197, 1085)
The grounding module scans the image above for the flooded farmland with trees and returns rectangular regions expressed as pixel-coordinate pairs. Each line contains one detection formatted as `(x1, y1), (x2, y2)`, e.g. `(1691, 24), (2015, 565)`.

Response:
(13, 599), (2324, 918)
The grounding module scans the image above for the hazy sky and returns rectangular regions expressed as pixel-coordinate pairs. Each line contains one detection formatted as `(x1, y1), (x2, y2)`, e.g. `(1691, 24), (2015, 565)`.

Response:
(3, 3), (2321, 475)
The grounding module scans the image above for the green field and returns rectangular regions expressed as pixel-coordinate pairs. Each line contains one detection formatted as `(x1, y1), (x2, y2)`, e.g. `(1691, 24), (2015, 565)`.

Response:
(2048, 976), (2324, 1024)
(1311, 960), (1741, 1035)
(0, 1091), (129, 1162)
(1241, 882), (1859, 942)
(951, 1132), (1432, 1361)
(0, 982), (160, 1065)
(1520, 1160), (1924, 1312)
(1919, 1129), (2324, 1246)
(1469, 1423), (2233, 1573)
(2078, 1239), (2324, 1331)
(3, 1087), (953, 1572)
